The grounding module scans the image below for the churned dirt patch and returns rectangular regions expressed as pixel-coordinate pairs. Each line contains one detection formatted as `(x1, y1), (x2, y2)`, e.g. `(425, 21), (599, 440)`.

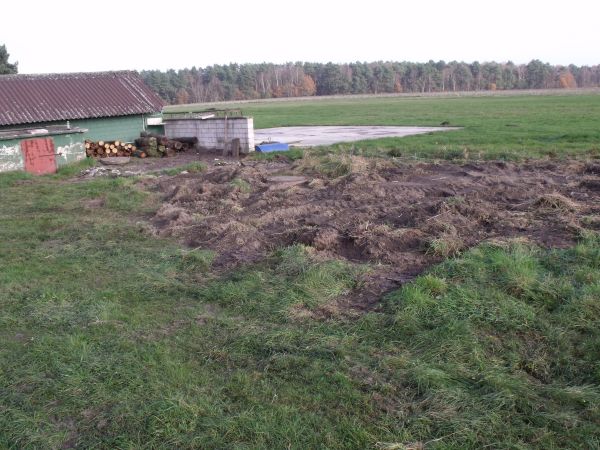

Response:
(150, 158), (600, 313)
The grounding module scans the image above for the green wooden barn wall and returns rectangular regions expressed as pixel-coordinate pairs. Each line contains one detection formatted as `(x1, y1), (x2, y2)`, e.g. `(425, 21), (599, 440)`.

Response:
(0, 114), (149, 143)
(69, 115), (147, 142)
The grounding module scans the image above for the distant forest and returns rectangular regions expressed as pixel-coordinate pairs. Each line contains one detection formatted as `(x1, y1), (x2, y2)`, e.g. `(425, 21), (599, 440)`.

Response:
(140, 60), (600, 105)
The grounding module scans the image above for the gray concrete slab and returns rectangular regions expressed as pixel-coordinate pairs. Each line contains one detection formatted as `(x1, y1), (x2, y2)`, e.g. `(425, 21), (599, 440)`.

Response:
(254, 126), (459, 147)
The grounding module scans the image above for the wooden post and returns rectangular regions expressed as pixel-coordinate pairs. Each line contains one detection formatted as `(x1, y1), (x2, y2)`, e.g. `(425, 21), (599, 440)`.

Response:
(231, 138), (240, 158)
(223, 114), (229, 156)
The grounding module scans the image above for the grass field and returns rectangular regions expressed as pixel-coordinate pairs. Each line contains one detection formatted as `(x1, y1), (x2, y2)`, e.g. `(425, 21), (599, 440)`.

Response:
(166, 91), (600, 160)
(2, 92), (600, 448)
(1, 166), (599, 449)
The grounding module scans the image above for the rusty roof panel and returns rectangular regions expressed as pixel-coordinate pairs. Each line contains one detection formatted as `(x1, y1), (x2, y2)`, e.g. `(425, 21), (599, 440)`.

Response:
(0, 71), (164, 126)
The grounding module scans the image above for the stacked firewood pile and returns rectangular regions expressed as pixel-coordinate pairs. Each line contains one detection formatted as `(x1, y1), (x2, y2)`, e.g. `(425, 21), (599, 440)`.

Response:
(85, 140), (143, 158)
(85, 134), (198, 159)
(134, 133), (197, 158)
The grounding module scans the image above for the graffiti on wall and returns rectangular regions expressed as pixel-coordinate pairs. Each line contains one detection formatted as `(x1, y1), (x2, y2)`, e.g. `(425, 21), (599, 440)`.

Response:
(56, 142), (86, 165)
(0, 143), (23, 172)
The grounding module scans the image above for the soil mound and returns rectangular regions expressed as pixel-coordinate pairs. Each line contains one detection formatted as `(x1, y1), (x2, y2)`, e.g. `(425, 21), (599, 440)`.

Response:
(151, 159), (600, 312)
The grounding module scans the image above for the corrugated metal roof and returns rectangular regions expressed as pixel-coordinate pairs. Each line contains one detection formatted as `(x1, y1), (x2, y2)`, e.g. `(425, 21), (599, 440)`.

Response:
(0, 71), (164, 126)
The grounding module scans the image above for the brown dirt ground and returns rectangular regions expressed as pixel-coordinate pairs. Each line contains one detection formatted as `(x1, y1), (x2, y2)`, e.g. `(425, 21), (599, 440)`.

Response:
(147, 157), (600, 314)
(120, 148), (244, 173)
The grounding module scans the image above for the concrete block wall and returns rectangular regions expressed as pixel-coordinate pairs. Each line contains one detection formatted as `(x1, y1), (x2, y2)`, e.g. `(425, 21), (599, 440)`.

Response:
(164, 117), (254, 153)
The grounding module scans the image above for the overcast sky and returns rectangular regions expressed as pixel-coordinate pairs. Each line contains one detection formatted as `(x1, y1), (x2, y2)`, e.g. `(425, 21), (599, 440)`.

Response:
(2, 0), (599, 74)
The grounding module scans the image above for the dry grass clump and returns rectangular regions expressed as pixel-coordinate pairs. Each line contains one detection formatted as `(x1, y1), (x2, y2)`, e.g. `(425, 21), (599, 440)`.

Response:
(534, 193), (580, 211)
(426, 234), (465, 257)
(294, 154), (389, 179)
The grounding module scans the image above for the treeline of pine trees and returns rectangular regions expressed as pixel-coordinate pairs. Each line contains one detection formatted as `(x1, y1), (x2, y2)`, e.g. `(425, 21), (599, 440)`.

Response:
(141, 60), (600, 104)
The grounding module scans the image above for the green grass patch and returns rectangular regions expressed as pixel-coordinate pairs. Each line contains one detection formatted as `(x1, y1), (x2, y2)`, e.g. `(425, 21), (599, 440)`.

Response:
(252, 148), (305, 161)
(158, 161), (205, 176)
(54, 157), (97, 178)
(1, 171), (599, 448)
(229, 177), (252, 193)
(0, 170), (33, 188)
(0, 158), (95, 189)
(178, 248), (216, 272)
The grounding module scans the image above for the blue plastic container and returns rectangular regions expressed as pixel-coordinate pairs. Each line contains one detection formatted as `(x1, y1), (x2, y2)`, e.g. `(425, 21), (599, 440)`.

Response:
(255, 142), (290, 152)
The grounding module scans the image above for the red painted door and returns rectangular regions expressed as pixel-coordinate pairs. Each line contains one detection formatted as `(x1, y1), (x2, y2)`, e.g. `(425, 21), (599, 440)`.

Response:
(21, 138), (57, 175)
